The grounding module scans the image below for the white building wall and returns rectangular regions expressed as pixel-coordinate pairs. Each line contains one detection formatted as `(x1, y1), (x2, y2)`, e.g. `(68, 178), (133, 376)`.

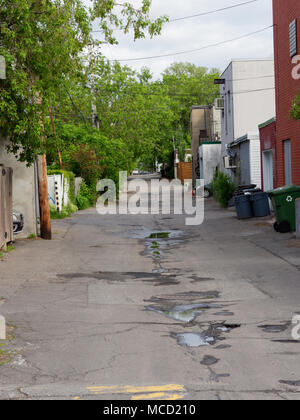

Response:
(220, 59), (275, 154)
(232, 60), (275, 140)
(249, 134), (262, 189)
(219, 59), (275, 181)
(199, 144), (222, 185)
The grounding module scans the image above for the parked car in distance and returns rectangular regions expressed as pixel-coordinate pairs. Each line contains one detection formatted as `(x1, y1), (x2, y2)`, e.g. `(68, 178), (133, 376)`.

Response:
(13, 211), (24, 234)
(132, 169), (139, 175)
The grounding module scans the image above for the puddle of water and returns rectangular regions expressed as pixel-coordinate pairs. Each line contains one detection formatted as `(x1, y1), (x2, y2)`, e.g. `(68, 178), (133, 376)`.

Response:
(129, 227), (183, 240)
(147, 303), (221, 323)
(176, 332), (215, 348)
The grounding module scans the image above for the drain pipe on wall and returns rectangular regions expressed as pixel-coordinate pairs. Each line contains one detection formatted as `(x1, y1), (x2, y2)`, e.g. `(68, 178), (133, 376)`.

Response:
(296, 198), (300, 239)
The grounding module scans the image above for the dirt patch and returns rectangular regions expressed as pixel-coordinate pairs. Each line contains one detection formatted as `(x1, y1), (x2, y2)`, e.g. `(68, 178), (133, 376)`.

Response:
(286, 239), (300, 249)
(0, 346), (11, 366)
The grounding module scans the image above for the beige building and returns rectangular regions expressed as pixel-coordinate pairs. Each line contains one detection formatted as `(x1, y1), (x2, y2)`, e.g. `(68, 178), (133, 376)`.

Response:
(190, 105), (221, 186)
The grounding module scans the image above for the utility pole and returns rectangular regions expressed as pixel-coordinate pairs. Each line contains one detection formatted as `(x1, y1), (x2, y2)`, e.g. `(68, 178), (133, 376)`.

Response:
(49, 106), (64, 170)
(35, 95), (51, 240)
(36, 153), (52, 240)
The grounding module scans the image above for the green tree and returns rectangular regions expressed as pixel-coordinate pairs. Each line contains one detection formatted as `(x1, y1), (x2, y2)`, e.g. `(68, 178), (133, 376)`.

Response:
(291, 90), (300, 120)
(0, 0), (167, 163)
(161, 62), (220, 134)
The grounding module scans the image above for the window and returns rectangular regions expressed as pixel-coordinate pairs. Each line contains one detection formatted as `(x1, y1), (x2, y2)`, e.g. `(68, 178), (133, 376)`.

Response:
(290, 19), (297, 58)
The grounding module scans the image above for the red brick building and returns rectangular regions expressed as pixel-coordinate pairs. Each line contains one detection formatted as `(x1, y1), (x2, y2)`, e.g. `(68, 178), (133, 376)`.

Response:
(259, 117), (277, 191)
(273, 0), (300, 186)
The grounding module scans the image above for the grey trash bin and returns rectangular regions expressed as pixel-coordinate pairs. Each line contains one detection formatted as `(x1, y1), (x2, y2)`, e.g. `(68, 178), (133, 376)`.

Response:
(235, 195), (253, 219)
(250, 192), (270, 217)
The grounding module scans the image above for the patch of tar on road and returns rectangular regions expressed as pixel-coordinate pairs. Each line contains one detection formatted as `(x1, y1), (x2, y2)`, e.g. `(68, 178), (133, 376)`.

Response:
(214, 311), (235, 317)
(279, 380), (300, 387)
(215, 344), (232, 350)
(259, 322), (290, 333)
(189, 276), (215, 284)
(200, 355), (219, 366)
(208, 368), (230, 383)
(56, 271), (180, 287)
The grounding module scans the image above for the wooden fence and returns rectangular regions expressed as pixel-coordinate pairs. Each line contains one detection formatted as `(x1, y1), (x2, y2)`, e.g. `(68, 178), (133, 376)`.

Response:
(0, 166), (13, 251)
(177, 162), (193, 185)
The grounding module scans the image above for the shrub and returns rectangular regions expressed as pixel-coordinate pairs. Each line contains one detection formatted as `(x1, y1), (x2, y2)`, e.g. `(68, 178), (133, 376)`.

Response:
(76, 180), (96, 210)
(212, 171), (235, 207)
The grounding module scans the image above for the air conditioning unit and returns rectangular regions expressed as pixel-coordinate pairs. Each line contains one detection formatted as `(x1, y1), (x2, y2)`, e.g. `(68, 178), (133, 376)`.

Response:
(215, 98), (225, 110)
(224, 156), (236, 169)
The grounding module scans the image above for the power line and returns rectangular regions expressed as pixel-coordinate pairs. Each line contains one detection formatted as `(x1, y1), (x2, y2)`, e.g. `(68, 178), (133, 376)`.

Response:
(170, 0), (260, 22)
(108, 25), (273, 62)
(91, 0), (262, 33)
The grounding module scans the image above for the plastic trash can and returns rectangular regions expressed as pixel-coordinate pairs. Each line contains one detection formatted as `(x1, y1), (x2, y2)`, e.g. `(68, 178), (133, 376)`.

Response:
(250, 192), (270, 217)
(268, 185), (300, 233)
(235, 194), (253, 219)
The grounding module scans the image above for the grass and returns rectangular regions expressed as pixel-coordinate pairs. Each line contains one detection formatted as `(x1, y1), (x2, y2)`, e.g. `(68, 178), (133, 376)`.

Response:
(0, 325), (16, 366)
(0, 346), (11, 366)
(27, 233), (37, 240)
(149, 232), (170, 239)
(50, 202), (78, 219)
(0, 244), (16, 259)
(151, 241), (160, 249)
(6, 245), (16, 252)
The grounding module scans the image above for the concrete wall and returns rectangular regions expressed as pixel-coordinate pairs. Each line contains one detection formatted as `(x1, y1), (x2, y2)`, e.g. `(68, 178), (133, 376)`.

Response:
(0, 139), (38, 239)
(220, 60), (275, 172)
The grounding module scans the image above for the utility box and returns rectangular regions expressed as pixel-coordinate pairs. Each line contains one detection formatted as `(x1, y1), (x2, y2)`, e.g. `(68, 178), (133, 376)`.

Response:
(0, 166), (13, 250)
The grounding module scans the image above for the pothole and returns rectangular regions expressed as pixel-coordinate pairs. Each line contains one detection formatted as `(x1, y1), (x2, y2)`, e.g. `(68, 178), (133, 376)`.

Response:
(173, 323), (240, 348)
(175, 332), (215, 348)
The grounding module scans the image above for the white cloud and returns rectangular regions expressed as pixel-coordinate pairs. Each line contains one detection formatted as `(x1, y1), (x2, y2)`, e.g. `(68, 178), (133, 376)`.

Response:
(91, 0), (274, 78)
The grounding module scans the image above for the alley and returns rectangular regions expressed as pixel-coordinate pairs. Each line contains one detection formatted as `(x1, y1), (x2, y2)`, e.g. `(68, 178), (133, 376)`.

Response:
(0, 190), (300, 400)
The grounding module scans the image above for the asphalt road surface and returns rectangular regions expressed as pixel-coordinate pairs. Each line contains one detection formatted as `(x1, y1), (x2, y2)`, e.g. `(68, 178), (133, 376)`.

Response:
(1, 179), (300, 400)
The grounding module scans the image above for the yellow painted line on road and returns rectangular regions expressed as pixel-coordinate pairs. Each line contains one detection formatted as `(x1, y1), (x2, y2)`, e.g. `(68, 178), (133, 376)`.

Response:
(132, 392), (184, 401)
(131, 392), (168, 400)
(87, 384), (184, 395)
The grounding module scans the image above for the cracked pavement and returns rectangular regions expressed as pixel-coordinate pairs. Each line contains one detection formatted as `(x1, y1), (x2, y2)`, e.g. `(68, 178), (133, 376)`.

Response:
(1, 191), (300, 400)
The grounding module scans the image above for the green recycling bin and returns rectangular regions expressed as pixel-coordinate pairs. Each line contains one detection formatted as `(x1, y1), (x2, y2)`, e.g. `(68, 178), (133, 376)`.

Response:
(268, 185), (300, 233)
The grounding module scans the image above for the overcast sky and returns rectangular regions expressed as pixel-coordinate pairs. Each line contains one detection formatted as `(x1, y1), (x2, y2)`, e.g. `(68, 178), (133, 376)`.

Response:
(91, 0), (274, 79)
